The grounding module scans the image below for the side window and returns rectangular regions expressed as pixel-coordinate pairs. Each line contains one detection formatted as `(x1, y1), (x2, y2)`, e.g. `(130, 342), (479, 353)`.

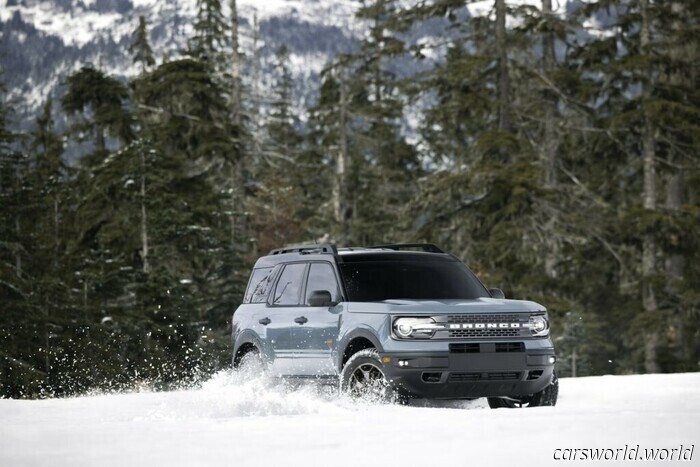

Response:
(272, 263), (306, 305)
(244, 267), (275, 304)
(305, 263), (341, 305)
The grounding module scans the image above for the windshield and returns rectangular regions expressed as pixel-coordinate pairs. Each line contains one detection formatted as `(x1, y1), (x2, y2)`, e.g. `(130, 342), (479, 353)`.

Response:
(339, 259), (489, 302)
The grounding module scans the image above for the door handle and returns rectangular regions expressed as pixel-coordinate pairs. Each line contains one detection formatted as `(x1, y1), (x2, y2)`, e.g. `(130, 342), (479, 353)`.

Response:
(294, 316), (308, 325)
(258, 317), (271, 326)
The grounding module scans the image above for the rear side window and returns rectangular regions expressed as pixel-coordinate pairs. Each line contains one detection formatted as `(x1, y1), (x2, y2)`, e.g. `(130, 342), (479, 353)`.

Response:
(272, 263), (307, 305)
(244, 267), (275, 304)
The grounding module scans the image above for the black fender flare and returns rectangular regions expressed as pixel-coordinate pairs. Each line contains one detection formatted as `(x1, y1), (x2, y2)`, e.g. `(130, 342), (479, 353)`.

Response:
(232, 331), (266, 367)
(336, 328), (384, 372)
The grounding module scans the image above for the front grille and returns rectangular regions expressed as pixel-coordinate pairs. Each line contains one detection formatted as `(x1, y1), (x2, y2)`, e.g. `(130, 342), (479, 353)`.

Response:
(495, 342), (525, 353)
(449, 342), (525, 353)
(449, 372), (522, 382)
(449, 372), (481, 382)
(444, 313), (530, 339)
(447, 314), (523, 323)
(449, 328), (520, 338)
(449, 343), (480, 353)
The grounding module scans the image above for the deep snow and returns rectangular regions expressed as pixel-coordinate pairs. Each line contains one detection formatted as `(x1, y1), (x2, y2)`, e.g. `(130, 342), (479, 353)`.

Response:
(1, 373), (699, 467)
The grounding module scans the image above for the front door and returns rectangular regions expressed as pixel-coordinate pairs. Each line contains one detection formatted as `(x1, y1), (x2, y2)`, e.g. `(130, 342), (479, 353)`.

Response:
(293, 262), (342, 376)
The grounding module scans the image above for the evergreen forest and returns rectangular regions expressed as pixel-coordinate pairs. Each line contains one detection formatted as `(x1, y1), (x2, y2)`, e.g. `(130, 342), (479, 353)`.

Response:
(1, 0), (699, 398)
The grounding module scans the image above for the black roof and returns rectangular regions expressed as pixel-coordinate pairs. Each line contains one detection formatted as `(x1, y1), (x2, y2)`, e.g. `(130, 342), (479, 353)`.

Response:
(254, 243), (454, 268)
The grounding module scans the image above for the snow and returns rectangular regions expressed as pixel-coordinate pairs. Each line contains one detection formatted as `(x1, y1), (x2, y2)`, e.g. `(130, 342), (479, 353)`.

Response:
(0, 2), (122, 47)
(0, 0), (358, 46)
(238, 0), (357, 31)
(1, 372), (699, 466)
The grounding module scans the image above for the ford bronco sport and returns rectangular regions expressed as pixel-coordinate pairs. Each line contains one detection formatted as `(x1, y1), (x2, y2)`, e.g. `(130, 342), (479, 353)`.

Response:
(231, 243), (558, 408)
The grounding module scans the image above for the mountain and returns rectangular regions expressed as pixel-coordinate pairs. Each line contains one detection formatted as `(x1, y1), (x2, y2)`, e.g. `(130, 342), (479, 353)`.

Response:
(0, 0), (360, 135)
(0, 0), (582, 140)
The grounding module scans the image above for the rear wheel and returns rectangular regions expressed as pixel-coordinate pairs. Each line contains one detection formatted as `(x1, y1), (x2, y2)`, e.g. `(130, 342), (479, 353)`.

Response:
(235, 348), (266, 380)
(340, 349), (405, 404)
(487, 371), (559, 408)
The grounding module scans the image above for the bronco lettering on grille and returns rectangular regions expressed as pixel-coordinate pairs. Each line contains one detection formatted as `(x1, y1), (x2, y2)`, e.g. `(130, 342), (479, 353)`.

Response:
(448, 323), (522, 329)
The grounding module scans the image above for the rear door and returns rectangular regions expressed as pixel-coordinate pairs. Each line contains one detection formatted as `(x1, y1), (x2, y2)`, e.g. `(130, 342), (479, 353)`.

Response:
(264, 262), (308, 376)
(293, 261), (343, 376)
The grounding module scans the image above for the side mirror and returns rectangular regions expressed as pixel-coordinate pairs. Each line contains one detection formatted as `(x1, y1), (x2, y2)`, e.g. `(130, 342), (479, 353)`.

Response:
(488, 288), (505, 299)
(308, 290), (335, 307)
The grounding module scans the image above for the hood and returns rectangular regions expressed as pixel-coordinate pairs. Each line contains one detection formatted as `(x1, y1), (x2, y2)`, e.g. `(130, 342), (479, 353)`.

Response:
(346, 298), (545, 315)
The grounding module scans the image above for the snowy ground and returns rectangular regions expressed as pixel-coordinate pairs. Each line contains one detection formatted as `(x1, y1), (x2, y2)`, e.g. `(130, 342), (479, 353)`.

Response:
(2, 373), (699, 467)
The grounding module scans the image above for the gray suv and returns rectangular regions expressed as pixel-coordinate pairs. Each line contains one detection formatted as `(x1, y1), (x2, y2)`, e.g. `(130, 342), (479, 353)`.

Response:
(231, 243), (558, 408)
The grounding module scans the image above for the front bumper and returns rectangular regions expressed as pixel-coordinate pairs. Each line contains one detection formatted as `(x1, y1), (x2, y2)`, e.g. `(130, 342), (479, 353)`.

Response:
(380, 344), (555, 399)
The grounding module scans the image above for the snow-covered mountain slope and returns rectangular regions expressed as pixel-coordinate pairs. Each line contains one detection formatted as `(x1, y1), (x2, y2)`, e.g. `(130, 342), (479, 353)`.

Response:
(1, 372), (698, 467)
(0, 0), (360, 130)
(1, 0), (586, 135)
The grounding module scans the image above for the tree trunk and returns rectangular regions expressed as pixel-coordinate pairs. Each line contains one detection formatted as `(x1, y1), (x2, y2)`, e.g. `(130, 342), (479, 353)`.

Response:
(54, 199), (59, 251)
(251, 12), (262, 163)
(542, 0), (559, 279)
(495, 0), (511, 132)
(541, 0), (557, 188)
(230, 0), (242, 127)
(140, 149), (150, 274)
(640, 0), (659, 374)
(232, 163), (247, 251)
(44, 301), (50, 374)
(227, 2), (248, 252)
(664, 0), (686, 363)
(83, 280), (90, 339)
(14, 217), (21, 278)
(373, 10), (382, 105)
(96, 124), (106, 153)
(334, 71), (350, 243)
(665, 166), (684, 359)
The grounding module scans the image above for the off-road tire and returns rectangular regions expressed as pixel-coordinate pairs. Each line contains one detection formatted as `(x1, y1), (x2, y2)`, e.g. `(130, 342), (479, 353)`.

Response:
(235, 348), (267, 380)
(340, 349), (406, 404)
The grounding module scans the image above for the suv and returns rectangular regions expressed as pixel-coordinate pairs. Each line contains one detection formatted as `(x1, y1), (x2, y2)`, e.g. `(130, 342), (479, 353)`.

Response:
(231, 243), (558, 408)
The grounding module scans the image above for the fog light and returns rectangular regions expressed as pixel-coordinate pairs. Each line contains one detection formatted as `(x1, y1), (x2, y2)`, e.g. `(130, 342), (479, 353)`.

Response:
(549, 356), (556, 364)
(398, 360), (408, 367)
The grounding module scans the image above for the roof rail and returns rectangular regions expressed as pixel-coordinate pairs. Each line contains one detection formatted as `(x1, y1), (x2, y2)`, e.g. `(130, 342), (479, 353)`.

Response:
(369, 243), (445, 253)
(268, 244), (338, 256)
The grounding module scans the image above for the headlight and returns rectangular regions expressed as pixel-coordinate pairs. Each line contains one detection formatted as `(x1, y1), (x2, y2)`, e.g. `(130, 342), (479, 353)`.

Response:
(529, 315), (549, 337)
(393, 317), (440, 339)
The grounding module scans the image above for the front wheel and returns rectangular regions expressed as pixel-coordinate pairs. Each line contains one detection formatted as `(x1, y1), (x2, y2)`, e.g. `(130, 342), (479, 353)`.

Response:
(487, 371), (559, 408)
(340, 349), (405, 404)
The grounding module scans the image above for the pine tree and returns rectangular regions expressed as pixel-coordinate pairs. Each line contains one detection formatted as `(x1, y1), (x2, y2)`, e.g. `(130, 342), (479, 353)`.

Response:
(306, 66), (353, 244)
(0, 66), (43, 397)
(250, 45), (314, 252)
(229, 0), (242, 127)
(185, 0), (249, 259)
(60, 66), (133, 161)
(572, 0), (700, 373)
(345, 0), (419, 244)
(131, 57), (244, 376)
(129, 16), (156, 74)
(187, 0), (229, 72)
(27, 98), (69, 384)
